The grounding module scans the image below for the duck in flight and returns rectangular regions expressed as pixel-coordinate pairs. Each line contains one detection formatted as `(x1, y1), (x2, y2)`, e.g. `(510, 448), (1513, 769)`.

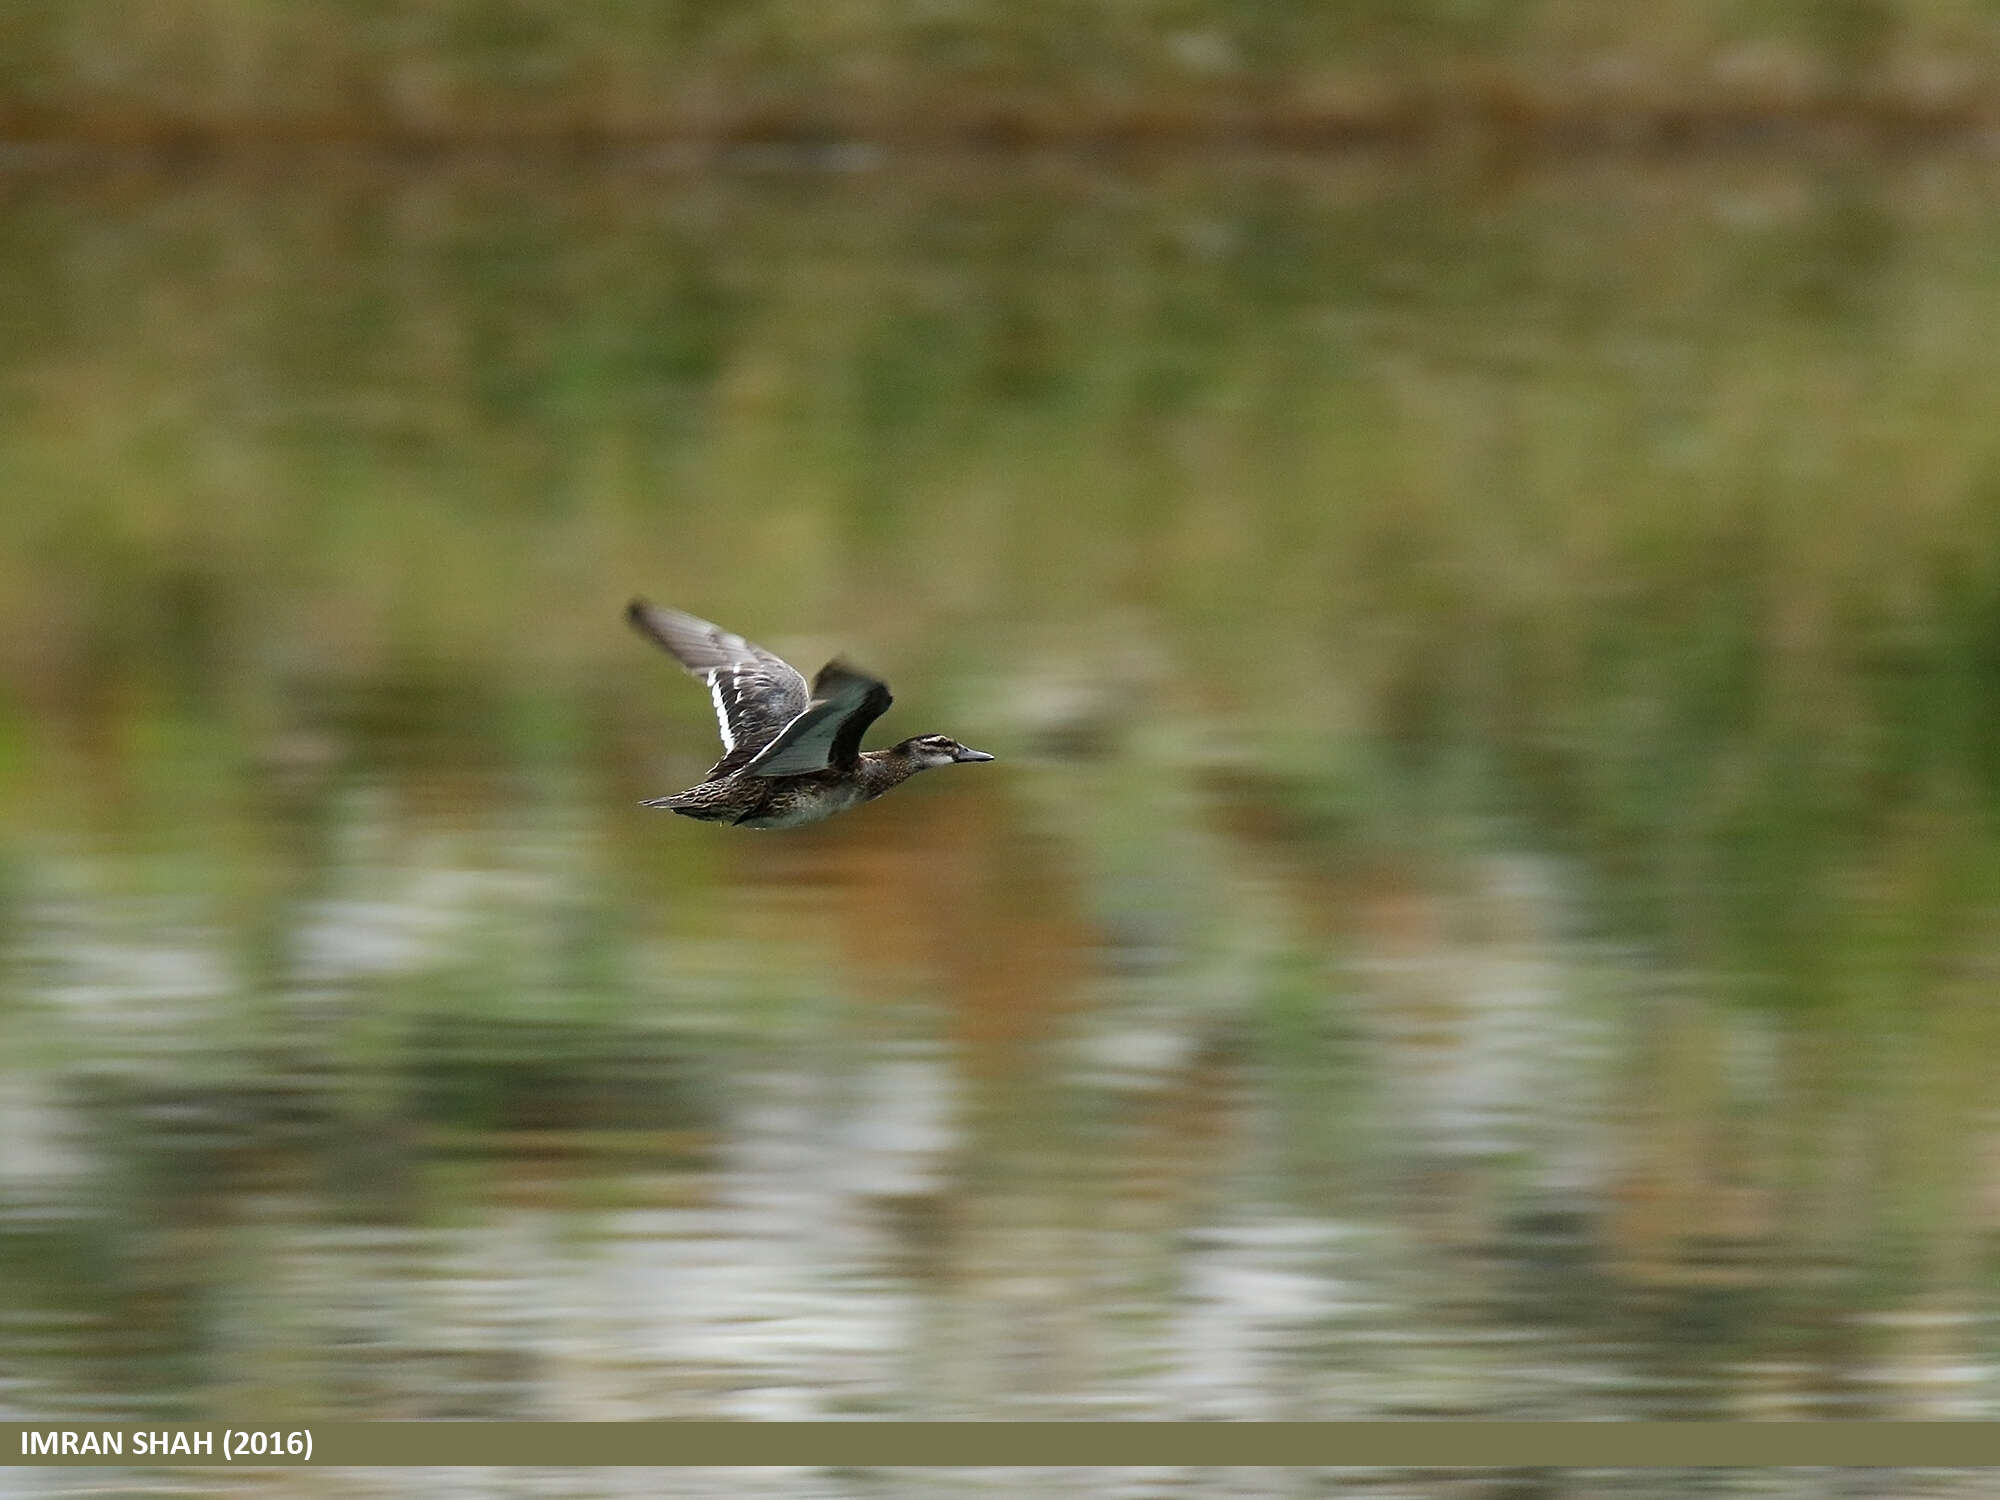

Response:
(626, 600), (994, 829)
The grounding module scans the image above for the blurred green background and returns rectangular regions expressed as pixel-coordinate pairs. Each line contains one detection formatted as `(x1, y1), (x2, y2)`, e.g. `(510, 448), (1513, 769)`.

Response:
(4, 5), (2000, 1496)
(6, 0), (2000, 144)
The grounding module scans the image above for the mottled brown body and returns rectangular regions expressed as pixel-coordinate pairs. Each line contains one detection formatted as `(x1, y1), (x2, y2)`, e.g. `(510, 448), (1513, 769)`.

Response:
(648, 750), (926, 828)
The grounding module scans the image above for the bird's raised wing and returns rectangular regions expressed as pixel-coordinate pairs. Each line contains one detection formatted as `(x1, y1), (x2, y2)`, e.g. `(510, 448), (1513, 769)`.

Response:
(742, 661), (892, 777)
(626, 600), (811, 775)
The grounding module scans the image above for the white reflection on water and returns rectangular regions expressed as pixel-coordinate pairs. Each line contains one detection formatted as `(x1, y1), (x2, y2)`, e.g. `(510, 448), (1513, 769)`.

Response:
(3, 792), (1999, 1456)
(1165, 1218), (1352, 1418)
(21, 870), (232, 1045)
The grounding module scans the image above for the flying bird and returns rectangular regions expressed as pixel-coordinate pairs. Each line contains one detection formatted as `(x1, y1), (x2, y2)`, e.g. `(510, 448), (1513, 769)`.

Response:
(626, 600), (994, 829)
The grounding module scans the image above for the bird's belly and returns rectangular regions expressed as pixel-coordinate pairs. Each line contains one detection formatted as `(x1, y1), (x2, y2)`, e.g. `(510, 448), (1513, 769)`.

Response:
(739, 781), (866, 829)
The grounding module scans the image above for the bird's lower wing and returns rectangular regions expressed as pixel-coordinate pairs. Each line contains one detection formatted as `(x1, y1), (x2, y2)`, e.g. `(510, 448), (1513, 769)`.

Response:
(743, 664), (892, 777)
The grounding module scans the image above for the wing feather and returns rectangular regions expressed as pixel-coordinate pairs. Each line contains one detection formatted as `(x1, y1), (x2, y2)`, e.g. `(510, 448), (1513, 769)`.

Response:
(626, 600), (812, 774)
(743, 661), (893, 777)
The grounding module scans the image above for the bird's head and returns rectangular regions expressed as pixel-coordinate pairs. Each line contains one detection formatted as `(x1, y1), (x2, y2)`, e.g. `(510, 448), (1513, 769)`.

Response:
(897, 734), (996, 770)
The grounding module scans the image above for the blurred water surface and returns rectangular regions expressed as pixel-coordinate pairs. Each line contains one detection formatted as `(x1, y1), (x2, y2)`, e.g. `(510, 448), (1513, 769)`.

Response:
(3, 149), (2000, 1493)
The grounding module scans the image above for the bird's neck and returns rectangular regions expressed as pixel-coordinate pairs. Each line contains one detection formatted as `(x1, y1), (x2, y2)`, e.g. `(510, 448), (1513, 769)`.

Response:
(856, 750), (924, 797)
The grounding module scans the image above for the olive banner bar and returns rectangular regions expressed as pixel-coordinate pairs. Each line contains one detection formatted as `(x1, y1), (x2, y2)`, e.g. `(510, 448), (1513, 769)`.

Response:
(6, 1422), (2000, 1468)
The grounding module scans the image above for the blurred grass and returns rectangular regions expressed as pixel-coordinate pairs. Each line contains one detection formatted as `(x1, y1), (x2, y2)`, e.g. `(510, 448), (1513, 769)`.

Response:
(7, 0), (2000, 145)
(8, 156), (2000, 1001)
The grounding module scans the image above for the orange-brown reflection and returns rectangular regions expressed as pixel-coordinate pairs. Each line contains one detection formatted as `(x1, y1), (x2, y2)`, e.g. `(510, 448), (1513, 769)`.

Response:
(746, 777), (1090, 1063)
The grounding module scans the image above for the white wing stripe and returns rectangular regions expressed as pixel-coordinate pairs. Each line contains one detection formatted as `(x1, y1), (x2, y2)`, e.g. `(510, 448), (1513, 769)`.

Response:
(708, 673), (735, 752)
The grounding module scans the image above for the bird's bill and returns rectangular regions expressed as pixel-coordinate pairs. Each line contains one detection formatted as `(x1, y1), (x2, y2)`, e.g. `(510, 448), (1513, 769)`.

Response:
(953, 745), (996, 763)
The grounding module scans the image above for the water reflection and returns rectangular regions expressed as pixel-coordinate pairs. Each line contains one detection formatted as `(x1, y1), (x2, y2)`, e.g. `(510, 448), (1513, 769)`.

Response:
(2, 151), (2000, 1493)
